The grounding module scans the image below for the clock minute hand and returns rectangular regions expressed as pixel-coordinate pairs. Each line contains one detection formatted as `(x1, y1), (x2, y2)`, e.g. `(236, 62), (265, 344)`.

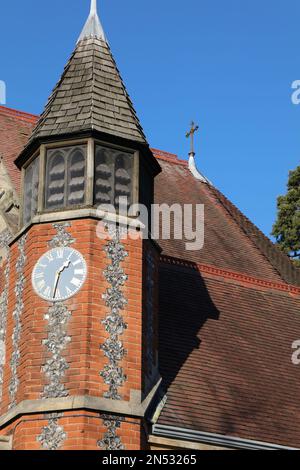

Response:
(53, 260), (71, 299)
(53, 271), (61, 299)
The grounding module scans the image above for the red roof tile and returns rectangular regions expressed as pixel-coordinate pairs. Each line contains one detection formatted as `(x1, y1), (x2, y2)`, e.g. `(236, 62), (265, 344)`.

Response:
(157, 259), (300, 447)
(154, 158), (300, 286)
(0, 106), (37, 193)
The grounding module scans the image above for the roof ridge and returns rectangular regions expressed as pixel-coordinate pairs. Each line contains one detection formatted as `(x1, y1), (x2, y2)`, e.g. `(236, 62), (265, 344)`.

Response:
(209, 186), (300, 286)
(0, 106), (38, 123)
(160, 255), (300, 296)
(152, 149), (188, 167)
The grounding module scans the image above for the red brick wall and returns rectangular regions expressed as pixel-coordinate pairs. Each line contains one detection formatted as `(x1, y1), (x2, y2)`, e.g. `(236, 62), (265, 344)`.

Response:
(0, 411), (143, 450)
(0, 219), (159, 449)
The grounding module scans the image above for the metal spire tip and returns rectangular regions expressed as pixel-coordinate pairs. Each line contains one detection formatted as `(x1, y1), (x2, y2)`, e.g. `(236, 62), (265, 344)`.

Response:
(77, 0), (106, 43)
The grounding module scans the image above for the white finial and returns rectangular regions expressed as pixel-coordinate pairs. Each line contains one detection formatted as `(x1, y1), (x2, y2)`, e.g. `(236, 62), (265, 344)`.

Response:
(188, 155), (212, 185)
(77, 0), (107, 43)
(90, 0), (97, 15)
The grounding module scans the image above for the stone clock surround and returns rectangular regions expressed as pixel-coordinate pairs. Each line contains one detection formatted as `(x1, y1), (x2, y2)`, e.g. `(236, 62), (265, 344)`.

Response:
(0, 218), (160, 449)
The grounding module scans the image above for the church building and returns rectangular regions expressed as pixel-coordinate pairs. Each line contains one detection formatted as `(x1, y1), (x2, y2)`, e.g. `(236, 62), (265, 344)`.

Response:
(0, 1), (300, 451)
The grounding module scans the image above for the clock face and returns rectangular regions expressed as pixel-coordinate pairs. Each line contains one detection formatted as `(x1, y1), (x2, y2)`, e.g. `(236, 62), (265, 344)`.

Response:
(32, 247), (87, 302)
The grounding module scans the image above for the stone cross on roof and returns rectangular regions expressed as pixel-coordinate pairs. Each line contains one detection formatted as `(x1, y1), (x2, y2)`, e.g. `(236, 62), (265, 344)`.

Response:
(186, 121), (199, 157)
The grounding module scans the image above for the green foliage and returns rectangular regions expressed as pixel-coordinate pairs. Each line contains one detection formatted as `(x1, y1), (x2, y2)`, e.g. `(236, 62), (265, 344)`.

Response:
(272, 166), (300, 265)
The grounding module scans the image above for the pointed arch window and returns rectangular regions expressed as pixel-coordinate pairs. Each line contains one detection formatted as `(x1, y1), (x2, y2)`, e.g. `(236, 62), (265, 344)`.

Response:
(23, 155), (40, 225)
(94, 145), (134, 210)
(45, 145), (87, 210)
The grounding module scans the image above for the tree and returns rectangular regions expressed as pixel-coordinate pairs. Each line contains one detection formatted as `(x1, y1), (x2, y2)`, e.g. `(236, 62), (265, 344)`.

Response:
(272, 165), (300, 267)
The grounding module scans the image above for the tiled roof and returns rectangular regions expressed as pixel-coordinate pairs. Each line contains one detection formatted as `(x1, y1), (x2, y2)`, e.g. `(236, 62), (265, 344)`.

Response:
(0, 106), (37, 193)
(157, 258), (300, 447)
(27, 37), (147, 146)
(152, 154), (300, 447)
(154, 155), (300, 286)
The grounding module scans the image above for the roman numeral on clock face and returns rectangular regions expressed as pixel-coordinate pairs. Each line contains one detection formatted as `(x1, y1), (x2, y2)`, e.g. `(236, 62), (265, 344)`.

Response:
(46, 253), (54, 262)
(35, 272), (44, 280)
(72, 258), (82, 266)
(44, 286), (51, 297)
(66, 287), (73, 296)
(37, 280), (45, 291)
(56, 248), (64, 259)
(55, 289), (62, 300)
(74, 268), (84, 276)
(71, 277), (81, 287)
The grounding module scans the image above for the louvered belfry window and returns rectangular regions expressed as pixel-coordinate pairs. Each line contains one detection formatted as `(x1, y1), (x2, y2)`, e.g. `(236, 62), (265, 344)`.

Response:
(45, 145), (86, 210)
(23, 156), (40, 225)
(94, 145), (134, 209)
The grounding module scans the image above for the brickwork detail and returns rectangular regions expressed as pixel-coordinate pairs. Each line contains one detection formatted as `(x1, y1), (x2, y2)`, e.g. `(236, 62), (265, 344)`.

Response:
(9, 234), (27, 409)
(97, 414), (124, 450)
(37, 413), (66, 450)
(0, 229), (11, 402)
(100, 225), (128, 400)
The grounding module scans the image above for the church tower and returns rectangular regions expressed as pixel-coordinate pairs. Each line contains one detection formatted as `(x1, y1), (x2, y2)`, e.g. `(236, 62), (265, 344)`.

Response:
(0, 0), (161, 450)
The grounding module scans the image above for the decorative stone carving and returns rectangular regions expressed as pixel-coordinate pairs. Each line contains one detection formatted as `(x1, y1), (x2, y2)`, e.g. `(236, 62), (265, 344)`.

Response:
(8, 234), (27, 409)
(0, 229), (11, 402)
(0, 189), (19, 213)
(37, 413), (66, 450)
(0, 229), (11, 260)
(49, 222), (75, 249)
(42, 303), (71, 398)
(100, 225), (128, 400)
(97, 414), (124, 450)
(0, 177), (20, 233)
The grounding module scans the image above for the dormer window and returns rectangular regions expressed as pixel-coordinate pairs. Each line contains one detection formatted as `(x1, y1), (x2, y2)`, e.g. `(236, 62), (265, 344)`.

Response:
(23, 155), (40, 225)
(45, 145), (86, 211)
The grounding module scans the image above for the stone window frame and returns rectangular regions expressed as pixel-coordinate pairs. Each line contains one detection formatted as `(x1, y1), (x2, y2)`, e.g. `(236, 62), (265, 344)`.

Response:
(20, 138), (140, 229)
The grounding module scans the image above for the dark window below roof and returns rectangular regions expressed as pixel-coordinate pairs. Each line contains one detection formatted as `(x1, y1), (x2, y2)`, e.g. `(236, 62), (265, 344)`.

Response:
(23, 156), (39, 225)
(94, 145), (134, 210)
(45, 145), (86, 211)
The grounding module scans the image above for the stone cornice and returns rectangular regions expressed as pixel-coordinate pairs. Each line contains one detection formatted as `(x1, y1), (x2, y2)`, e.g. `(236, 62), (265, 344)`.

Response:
(0, 379), (161, 428)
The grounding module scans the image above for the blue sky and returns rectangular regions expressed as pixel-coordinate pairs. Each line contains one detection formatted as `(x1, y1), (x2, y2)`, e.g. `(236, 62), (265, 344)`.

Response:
(1, 0), (300, 238)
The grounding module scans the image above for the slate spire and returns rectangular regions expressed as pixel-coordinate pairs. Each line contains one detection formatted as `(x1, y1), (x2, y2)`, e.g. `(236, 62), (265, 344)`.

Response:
(27, 0), (147, 147)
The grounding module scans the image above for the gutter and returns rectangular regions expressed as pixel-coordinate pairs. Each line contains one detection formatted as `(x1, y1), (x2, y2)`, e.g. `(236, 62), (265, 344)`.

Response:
(152, 424), (298, 451)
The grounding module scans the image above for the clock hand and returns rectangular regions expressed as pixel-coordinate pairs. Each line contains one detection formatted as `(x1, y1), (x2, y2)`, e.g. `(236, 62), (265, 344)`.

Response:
(53, 261), (71, 299)
(53, 271), (61, 299)
(58, 260), (71, 273)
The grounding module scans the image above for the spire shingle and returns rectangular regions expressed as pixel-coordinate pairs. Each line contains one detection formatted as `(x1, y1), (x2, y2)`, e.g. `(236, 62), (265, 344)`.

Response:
(28, 2), (147, 145)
